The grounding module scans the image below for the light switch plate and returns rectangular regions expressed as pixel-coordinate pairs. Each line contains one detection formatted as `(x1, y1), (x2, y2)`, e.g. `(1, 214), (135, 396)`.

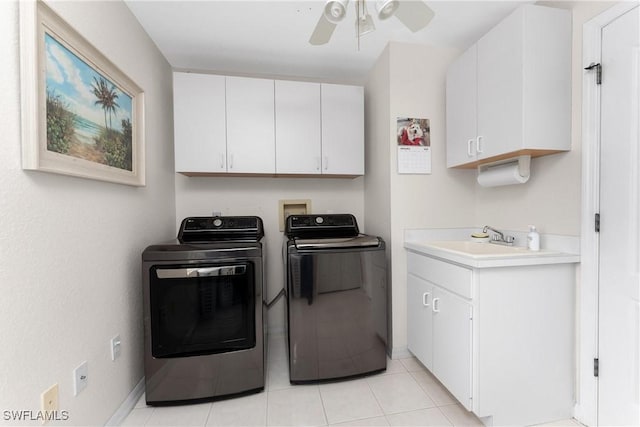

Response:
(73, 361), (88, 396)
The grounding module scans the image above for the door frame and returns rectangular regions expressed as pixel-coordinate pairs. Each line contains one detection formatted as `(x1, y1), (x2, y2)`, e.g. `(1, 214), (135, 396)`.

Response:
(578, 3), (639, 425)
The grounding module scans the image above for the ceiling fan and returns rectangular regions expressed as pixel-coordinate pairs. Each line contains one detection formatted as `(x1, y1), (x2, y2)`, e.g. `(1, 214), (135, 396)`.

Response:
(309, 0), (435, 46)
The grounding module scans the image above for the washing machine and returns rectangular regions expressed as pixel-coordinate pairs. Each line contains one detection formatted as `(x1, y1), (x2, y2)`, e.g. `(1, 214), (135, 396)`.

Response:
(142, 216), (265, 404)
(284, 214), (387, 383)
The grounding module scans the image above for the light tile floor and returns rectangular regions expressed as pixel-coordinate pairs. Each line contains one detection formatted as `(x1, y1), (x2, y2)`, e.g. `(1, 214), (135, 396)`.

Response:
(122, 334), (583, 427)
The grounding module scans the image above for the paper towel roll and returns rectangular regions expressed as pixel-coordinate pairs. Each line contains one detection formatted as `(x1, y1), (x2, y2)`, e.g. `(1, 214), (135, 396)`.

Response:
(477, 163), (530, 187)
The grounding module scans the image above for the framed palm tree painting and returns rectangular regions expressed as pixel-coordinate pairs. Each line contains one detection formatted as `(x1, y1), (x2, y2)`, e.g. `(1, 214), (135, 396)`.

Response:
(20, 1), (145, 186)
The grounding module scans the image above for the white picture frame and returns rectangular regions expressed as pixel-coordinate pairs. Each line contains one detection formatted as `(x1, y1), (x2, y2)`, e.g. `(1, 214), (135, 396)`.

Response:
(19, 0), (145, 186)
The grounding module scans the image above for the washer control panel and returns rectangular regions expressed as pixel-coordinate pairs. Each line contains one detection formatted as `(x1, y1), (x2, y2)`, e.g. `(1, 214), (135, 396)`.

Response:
(286, 214), (359, 238)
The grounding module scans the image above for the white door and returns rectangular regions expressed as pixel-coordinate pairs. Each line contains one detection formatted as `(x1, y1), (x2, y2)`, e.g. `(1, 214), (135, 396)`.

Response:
(445, 45), (478, 168)
(320, 84), (364, 175)
(476, 7), (523, 161)
(226, 76), (275, 173)
(406, 274), (433, 371)
(173, 73), (227, 173)
(432, 288), (473, 411)
(598, 5), (640, 425)
(275, 81), (321, 174)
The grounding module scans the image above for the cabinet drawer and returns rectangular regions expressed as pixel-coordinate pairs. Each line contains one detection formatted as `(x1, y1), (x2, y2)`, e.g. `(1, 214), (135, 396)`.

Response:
(407, 252), (473, 299)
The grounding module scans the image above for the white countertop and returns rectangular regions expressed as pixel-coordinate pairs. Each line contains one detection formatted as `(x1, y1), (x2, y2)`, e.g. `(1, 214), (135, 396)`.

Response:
(404, 228), (580, 268)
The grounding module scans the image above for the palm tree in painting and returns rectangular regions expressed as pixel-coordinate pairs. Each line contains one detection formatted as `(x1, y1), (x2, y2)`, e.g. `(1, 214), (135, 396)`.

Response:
(91, 76), (120, 130)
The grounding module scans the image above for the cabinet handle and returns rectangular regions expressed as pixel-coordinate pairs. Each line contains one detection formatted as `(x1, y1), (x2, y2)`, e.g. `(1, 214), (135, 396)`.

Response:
(220, 153), (225, 170)
(467, 139), (474, 157)
(323, 156), (328, 170)
(432, 297), (440, 313)
(422, 292), (431, 307)
(476, 136), (484, 154)
(316, 157), (320, 171)
(229, 154), (234, 169)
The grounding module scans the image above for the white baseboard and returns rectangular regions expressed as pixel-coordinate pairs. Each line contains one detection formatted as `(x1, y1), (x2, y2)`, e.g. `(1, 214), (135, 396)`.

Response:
(390, 346), (411, 359)
(104, 377), (145, 426)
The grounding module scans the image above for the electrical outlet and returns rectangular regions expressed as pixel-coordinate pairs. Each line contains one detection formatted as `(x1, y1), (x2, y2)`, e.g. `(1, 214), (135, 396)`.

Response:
(41, 384), (58, 413)
(73, 361), (88, 396)
(110, 335), (121, 361)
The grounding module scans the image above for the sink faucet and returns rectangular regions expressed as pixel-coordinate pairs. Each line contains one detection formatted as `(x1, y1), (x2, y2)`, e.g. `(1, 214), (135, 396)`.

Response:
(482, 225), (515, 245)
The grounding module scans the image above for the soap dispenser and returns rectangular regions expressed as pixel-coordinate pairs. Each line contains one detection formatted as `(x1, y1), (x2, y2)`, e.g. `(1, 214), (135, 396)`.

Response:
(527, 225), (540, 251)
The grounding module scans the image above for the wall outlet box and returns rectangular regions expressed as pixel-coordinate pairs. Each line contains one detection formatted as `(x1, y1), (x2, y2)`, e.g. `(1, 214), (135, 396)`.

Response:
(41, 383), (59, 413)
(73, 361), (88, 396)
(279, 199), (311, 231)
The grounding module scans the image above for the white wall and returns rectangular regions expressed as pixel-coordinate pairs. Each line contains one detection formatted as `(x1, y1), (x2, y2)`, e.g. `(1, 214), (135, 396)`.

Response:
(365, 42), (477, 356)
(0, 1), (175, 425)
(174, 175), (365, 333)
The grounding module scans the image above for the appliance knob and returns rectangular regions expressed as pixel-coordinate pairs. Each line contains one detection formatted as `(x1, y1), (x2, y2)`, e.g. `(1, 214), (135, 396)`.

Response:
(213, 218), (223, 227)
(315, 216), (324, 224)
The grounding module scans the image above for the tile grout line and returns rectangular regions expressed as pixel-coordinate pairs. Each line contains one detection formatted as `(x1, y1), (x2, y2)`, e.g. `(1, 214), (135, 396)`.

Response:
(316, 385), (330, 426)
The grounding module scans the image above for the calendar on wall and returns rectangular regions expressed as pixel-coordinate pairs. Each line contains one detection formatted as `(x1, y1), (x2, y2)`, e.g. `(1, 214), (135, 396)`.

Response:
(396, 117), (431, 174)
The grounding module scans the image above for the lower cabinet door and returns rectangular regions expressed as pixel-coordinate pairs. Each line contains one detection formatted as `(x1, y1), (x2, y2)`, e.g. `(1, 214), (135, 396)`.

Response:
(432, 288), (473, 410)
(407, 274), (433, 370)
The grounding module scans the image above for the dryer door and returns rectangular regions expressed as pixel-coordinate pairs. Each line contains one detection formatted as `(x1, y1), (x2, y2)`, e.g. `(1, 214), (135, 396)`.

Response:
(150, 262), (256, 358)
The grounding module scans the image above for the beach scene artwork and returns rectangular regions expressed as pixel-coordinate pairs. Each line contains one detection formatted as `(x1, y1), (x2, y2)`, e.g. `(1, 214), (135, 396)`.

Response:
(45, 33), (134, 171)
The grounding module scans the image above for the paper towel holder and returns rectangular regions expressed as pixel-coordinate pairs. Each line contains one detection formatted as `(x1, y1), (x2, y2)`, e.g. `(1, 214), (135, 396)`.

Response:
(477, 155), (531, 186)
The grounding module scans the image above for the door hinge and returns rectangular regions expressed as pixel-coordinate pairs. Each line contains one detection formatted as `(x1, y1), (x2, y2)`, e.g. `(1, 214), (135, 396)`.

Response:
(595, 213), (600, 233)
(584, 63), (602, 85)
(594, 358), (599, 377)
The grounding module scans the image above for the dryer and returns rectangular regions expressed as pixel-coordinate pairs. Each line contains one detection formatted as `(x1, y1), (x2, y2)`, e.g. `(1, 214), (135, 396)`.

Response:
(142, 216), (265, 404)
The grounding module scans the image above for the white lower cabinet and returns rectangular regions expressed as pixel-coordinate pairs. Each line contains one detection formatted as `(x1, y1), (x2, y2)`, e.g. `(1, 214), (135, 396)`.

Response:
(407, 272), (472, 411)
(407, 274), (433, 370)
(431, 287), (473, 411)
(407, 251), (575, 425)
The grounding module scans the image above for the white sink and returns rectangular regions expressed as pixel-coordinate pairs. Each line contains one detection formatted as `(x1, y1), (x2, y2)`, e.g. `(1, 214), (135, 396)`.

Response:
(425, 240), (562, 259)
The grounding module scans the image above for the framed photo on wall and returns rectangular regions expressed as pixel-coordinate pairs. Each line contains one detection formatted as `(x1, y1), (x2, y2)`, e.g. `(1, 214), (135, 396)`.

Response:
(19, 1), (145, 186)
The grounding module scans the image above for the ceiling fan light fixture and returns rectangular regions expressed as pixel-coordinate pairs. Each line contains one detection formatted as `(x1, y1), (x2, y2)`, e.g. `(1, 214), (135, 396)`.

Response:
(375, 0), (399, 20)
(324, 0), (349, 24)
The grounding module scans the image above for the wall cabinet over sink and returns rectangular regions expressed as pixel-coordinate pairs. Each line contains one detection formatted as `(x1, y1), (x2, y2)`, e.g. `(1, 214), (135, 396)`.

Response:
(173, 72), (364, 177)
(446, 5), (571, 168)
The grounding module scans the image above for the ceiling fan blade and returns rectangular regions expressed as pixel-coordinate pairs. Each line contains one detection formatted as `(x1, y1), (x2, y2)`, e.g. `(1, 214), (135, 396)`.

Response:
(394, 0), (434, 32)
(309, 14), (338, 45)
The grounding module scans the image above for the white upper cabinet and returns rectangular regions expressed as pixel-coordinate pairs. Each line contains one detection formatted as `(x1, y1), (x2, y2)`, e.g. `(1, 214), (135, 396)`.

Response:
(275, 81), (322, 174)
(446, 46), (478, 168)
(321, 84), (364, 175)
(173, 72), (227, 173)
(173, 74), (364, 176)
(446, 5), (571, 168)
(226, 76), (275, 174)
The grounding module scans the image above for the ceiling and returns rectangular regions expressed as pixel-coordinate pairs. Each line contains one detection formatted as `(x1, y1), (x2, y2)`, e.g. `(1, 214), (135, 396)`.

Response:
(125, 0), (535, 83)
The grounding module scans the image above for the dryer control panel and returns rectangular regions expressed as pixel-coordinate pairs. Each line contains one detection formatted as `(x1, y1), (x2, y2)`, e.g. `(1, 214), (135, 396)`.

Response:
(179, 216), (264, 242)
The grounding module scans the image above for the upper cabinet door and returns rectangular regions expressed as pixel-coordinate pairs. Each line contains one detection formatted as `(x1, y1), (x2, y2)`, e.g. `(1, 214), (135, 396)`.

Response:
(275, 81), (321, 174)
(476, 7), (524, 161)
(446, 45), (478, 168)
(173, 73), (227, 173)
(445, 5), (570, 169)
(321, 84), (364, 175)
(226, 76), (275, 174)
